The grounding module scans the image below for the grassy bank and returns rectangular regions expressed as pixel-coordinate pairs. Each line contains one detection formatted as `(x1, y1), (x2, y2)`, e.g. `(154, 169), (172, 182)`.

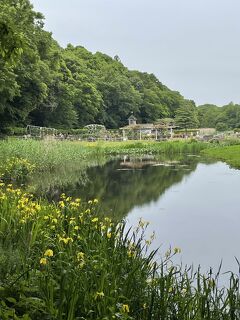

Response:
(0, 183), (240, 319)
(203, 145), (240, 169)
(90, 140), (208, 156)
(0, 139), (208, 176)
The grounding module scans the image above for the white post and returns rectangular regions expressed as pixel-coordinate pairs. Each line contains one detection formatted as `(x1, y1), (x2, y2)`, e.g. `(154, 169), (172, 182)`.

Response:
(123, 129), (125, 140)
(155, 129), (158, 140)
(139, 129), (142, 140)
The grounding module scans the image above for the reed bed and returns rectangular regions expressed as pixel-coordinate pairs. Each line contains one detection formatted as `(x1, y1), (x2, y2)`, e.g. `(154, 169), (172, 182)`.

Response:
(0, 183), (239, 319)
(84, 140), (208, 156)
(0, 139), (92, 172)
(0, 139), (208, 173)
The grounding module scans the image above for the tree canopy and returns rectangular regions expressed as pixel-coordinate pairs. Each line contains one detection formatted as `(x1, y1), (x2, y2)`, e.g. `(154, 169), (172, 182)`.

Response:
(0, 0), (199, 133)
(198, 103), (240, 130)
(175, 100), (199, 130)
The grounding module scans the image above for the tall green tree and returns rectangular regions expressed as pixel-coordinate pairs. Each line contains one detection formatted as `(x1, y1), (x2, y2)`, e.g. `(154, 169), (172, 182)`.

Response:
(175, 100), (199, 130)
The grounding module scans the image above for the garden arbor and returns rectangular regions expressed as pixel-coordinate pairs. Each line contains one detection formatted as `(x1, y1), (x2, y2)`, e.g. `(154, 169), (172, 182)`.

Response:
(84, 124), (107, 140)
(26, 125), (57, 139)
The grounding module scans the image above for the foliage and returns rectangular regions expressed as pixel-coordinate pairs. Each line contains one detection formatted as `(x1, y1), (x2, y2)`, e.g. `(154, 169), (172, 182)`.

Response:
(0, 183), (240, 319)
(198, 103), (240, 131)
(215, 122), (229, 132)
(175, 100), (199, 130)
(0, 140), (209, 174)
(0, 1), (194, 132)
(0, 157), (35, 182)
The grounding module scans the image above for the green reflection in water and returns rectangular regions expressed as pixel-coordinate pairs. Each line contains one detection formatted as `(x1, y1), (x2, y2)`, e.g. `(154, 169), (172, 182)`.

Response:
(29, 155), (214, 220)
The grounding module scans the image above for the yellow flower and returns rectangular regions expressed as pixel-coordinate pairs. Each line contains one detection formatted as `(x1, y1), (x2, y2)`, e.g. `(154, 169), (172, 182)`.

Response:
(145, 240), (151, 246)
(91, 217), (98, 223)
(127, 250), (135, 258)
(181, 288), (187, 295)
(107, 232), (112, 239)
(44, 249), (53, 257)
(74, 226), (80, 230)
(0, 194), (6, 201)
(94, 291), (104, 299)
(35, 204), (41, 211)
(77, 252), (85, 261)
(174, 247), (181, 254)
(138, 218), (149, 228)
(122, 304), (130, 313)
(59, 237), (73, 244)
(93, 199), (98, 204)
(59, 201), (65, 208)
(40, 258), (47, 265)
(88, 200), (93, 205)
(70, 201), (80, 208)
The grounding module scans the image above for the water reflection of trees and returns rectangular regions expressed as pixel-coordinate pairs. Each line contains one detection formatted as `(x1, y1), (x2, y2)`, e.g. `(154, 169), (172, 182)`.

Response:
(31, 156), (213, 220)
(58, 157), (200, 220)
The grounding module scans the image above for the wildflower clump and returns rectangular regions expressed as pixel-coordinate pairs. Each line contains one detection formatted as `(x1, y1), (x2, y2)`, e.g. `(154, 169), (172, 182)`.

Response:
(0, 184), (239, 320)
(0, 157), (35, 182)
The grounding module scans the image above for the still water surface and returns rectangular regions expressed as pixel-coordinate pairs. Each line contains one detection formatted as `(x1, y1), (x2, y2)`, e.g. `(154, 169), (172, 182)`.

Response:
(32, 156), (240, 273)
(126, 160), (240, 273)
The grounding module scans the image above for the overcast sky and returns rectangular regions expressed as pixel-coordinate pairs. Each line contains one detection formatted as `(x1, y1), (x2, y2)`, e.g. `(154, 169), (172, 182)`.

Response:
(31, 0), (240, 106)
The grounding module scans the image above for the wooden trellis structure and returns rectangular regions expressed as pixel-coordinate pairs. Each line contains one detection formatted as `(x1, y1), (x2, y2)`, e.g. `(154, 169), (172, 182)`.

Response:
(84, 124), (107, 139)
(26, 125), (58, 138)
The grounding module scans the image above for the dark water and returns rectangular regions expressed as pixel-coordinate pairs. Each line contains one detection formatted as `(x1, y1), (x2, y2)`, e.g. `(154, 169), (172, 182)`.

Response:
(31, 155), (240, 273)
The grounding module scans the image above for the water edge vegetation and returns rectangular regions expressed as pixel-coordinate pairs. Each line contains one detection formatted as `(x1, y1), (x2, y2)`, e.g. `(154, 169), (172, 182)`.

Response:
(202, 144), (240, 169)
(0, 183), (240, 319)
(1, 139), (240, 319)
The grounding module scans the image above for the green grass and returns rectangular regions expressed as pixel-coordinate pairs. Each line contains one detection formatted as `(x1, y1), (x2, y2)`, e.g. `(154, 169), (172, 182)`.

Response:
(0, 139), (208, 173)
(202, 145), (240, 169)
(0, 184), (240, 319)
(0, 139), (209, 184)
(88, 140), (208, 155)
(0, 139), (93, 172)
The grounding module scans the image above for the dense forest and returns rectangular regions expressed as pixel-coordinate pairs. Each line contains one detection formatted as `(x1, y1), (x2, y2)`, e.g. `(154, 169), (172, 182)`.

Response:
(1, 0), (240, 134)
(198, 103), (240, 131)
(0, 0), (199, 133)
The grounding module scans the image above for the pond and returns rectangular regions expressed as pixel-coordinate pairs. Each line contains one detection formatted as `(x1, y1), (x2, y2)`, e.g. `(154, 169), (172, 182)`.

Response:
(30, 155), (240, 274)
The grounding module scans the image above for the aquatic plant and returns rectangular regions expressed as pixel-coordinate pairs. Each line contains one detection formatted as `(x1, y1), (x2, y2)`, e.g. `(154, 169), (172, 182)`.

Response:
(0, 183), (239, 319)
